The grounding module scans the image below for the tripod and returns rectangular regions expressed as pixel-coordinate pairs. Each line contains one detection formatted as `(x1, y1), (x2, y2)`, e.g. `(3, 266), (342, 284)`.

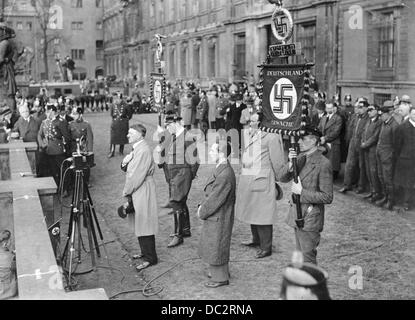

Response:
(61, 168), (104, 290)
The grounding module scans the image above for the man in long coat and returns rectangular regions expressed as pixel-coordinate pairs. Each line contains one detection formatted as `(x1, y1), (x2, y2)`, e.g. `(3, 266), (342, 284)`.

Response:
(361, 104), (383, 203)
(207, 87), (218, 130)
(108, 93), (133, 158)
(198, 141), (236, 288)
(180, 90), (193, 130)
(277, 125), (333, 265)
(394, 107), (415, 211)
(375, 101), (399, 210)
(339, 100), (369, 194)
(318, 101), (343, 180)
(122, 124), (159, 270)
(236, 113), (285, 259)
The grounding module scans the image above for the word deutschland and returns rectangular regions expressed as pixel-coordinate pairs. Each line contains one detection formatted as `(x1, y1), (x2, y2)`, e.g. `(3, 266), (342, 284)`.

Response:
(267, 70), (304, 77)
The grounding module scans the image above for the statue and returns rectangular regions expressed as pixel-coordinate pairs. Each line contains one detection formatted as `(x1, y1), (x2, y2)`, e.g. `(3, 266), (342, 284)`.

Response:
(0, 23), (17, 112)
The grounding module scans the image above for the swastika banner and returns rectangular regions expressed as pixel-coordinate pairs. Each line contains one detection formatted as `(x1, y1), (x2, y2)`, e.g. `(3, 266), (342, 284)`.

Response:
(261, 64), (307, 133)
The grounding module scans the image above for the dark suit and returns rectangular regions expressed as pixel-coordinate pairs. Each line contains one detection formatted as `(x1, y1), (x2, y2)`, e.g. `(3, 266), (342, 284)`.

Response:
(277, 150), (333, 265)
(394, 120), (415, 205)
(12, 116), (41, 142)
(198, 162), (236, 282)
(343, 113), (369, 190)
(376, 116), (399, 202)
(361, 117), (382, 196)
(319, 113), (343, 173)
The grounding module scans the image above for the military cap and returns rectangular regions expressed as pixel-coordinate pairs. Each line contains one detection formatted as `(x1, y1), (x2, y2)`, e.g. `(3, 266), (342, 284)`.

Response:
(344, 94), (352, 102)
(401, 95), (411, 103)
(303, 124), (322, 138)
(165, 110), (182, 123)
(75, 107), (84, 114)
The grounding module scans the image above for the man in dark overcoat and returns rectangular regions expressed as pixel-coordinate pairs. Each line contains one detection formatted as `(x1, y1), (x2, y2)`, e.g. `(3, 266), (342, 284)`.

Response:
(318, 101), (343, 180)
(361, 104), (383, 202)
(277, 125), (333, 265)
(375, 101), (400, 210)
(158, 112), (199, 248)
(108, 93), (133, 158)
(198, 141), (236, 288)
(394, 107), (415, 211)
(339, 99), (369, 193)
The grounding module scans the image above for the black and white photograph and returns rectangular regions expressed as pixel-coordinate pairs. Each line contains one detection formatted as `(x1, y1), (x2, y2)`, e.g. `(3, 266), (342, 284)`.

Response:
(0, 0), (414, 309)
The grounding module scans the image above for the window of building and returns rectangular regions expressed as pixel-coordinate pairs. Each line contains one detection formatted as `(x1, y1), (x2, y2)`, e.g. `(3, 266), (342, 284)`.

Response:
(374, 93), (392, 107)
(207, 39), (216, 78)
(26, 22), (32, 30)
(96, 40), (104, 60)
(234, 33), (246, 79)
(377, 12), (394, 69)
(71, 49), (85, 60)
(16, 22), (23, 30)
(96, 21), (103, 30)
(96, 0), (102, 7)
(71, 0), (83, 8)
(169, 47), (175, 77)
(295, 22), (316, 64)
(71, 21), (83, 30)
(54, 38), (60, 45)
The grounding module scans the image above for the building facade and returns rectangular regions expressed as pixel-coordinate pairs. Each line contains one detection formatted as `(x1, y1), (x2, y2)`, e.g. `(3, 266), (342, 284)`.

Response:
(337, 0), (415, 104)
(4, 0), (105, 82)
(103, 0), (338, 94)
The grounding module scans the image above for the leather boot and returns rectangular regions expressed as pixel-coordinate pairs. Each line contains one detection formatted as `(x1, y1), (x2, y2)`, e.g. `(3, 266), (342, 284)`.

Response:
(108, 145), (115, 158)
(182, 205), (191, 238)
(168, 211), (183, 248)
(119, 145), (124, 155)
(370, 193), (383, 203)
(384, 200), (394, 211)
(375, 196), (388, 207)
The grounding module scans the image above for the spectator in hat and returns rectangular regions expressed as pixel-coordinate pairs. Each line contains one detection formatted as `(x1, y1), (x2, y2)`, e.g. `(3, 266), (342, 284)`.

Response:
(339, 99), (369, 194)
(65, 56), (75, 82)
(375, 101), (400, 210)
(11, 103), (41, 143)
(361, 104), (383, 203)
(398, 98), (411, 123)
(310, 100), (326, 128)
(180, 89), (193, 131)
(122, 124), (159, 271)
(318, 101), (343, 180)
(393, 106), (415, 211)
(215, 89), (228, 130)
(277, 125), (333, 265)
(190, 88), (200, 129)
(195, 90), (209, 136)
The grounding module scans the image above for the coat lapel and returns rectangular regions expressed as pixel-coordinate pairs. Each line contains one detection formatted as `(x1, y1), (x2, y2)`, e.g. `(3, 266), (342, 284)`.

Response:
(245, 130), (264, 150)
(204, 162), (229, 190)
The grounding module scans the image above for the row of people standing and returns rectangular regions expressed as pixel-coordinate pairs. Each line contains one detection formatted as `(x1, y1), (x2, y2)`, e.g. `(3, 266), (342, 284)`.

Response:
(338, 96), (415, 211)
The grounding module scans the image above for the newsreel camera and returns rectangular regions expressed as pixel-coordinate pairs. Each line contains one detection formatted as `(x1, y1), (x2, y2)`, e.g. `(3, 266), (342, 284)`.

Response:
(70, 137), (95, 171)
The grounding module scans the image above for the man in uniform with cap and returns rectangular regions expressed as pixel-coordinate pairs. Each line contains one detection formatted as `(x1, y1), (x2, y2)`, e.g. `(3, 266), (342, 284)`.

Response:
(277, 125), (333, 265)
(375, 101), (399, 210)
(158, 111), (199, 248)
(361, 104), (383, 203)
(37, 104), (71, 190)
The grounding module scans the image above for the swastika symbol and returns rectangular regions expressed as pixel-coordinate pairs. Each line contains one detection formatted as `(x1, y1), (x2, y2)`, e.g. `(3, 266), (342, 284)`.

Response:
(274, 84), (294, 114)
(269, 78), (298, 120)
(275, 15), (288, 36)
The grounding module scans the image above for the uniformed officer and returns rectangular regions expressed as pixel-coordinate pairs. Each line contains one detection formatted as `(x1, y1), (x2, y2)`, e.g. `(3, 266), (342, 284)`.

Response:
(375, 101), (399, 210)
(157, 111), (199, 248)
(37, 104), (71, 191)
(108, 93), (133, 158)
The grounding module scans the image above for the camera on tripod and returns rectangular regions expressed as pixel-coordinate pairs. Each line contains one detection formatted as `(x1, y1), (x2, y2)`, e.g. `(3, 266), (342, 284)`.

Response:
(70, 137), (95, 171)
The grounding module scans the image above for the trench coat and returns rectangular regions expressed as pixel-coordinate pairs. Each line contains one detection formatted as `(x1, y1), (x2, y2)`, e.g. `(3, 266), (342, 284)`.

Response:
(198, 162), (236, 266)
(110, 102), (132, 145)
(122, 140), (158, 237)
(319, 113), (343, 172)
(394, 120), (415, 188)
(276, 150), (333, 232)
(235, 131), (285, 225)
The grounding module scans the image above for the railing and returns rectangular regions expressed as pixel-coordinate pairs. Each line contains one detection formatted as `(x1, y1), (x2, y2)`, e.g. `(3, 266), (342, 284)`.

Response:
(0, 141), (107, 300)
